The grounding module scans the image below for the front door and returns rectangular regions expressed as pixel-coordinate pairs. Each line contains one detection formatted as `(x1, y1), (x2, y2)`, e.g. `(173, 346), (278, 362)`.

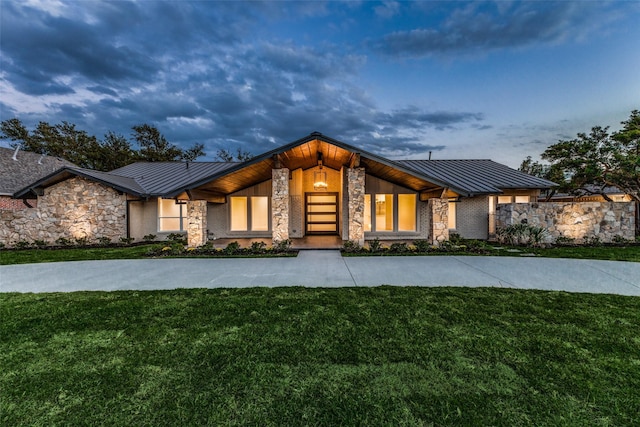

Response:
(305, 193), (338, 234)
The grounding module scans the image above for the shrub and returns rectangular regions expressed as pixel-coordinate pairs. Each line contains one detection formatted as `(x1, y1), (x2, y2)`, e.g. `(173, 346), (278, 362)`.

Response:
(497, 224), (549, 247)
(55, 237), (74, 247)
(143, 234), (157, 242)
(272, 239), (292, 253)
(413, 240), (431, 253)
(342, 240), (362, 253)
(250, 241), (267, 254)
(223, 241), (241, 255)
(389, 242), (410, 254)
(554, 235), (575, 246)
(0, 242), (5, 249)
(96, 236), (112, 246)
(119, 237), (135, 245)
(612, 235), (630, 244)
(15, 240), (31, 249)
(583, 235), (602, 247)
(74, 236), (90, 246)
(33, 239), (49, 247)
(367, 237), (383, 253)
(166, 233), (187, 245)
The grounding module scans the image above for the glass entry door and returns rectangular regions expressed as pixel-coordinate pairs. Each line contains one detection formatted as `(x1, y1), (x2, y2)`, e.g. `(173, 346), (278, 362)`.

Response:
(305, 193), (338, 234)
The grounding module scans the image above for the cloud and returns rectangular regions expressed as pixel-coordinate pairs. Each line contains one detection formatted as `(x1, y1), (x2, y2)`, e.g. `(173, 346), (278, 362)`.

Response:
(0, 1), (488, 161)
(371, 2), (626, 59)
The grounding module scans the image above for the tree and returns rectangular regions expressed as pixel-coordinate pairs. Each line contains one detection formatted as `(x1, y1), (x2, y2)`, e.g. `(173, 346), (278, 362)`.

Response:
(214, 147), (252, 162)
(610, 110), (640, 203)
(1, 118), (206, 170)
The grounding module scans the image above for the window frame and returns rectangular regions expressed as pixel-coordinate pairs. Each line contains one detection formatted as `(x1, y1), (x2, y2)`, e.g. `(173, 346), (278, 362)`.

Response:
(229, 196), (271, 232)
(364, 192), (418, 234)
(157, 198), (186, 232)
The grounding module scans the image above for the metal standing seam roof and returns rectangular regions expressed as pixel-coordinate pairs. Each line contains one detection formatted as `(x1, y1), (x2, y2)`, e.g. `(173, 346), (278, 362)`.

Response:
(109, 162), (239, 196)
(11, 133), (558, 199)
(395, 159), (558, 195)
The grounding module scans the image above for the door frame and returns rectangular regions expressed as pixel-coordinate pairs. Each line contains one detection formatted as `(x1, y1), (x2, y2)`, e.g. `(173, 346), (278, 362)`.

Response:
(305, 192), (339, 235)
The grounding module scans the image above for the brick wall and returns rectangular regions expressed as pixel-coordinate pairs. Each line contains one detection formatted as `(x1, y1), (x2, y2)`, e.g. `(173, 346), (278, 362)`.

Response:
(0, 196), (36, 210)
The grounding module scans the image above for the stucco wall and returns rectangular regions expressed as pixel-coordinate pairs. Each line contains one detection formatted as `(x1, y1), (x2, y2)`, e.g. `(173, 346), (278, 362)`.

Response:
(1, 177), (126, 246)
(496, 201), (636, 243)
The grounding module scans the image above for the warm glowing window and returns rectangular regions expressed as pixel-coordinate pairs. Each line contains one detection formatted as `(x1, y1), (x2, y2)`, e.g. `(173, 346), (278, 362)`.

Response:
(497, 196), (512, 204)
(230, 196), (269, 231)
(375, 194), (393, 231)
(515, 196), (529, 203)
(364, 194), (372, 232)
(158, 198), (185, 231)
(448, 200), (457, 230)
(251, 197), (269, 231)
(398, 194), (416, 231)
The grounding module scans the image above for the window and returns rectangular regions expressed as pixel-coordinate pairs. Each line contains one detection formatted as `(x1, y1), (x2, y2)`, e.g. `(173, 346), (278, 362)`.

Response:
(364, 194), (372, 232)
(364, 193), (416, 233)
(448, 200), (457, 230)
(515, 196), (530, 203)
(230, 196), (269, 231)
(398, 194), (416, 231)
(375, 194), (394, 231)
(497, 196), (512, 204)
(158, 198), (186, 231)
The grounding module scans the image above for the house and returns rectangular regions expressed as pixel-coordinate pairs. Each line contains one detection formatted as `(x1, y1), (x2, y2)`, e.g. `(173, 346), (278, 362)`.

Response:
(7, 132), (557, 247)
(0, 146), (75, 210)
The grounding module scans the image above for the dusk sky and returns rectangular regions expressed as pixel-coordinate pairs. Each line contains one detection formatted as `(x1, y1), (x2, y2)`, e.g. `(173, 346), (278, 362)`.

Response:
(1, 0), (638, 168)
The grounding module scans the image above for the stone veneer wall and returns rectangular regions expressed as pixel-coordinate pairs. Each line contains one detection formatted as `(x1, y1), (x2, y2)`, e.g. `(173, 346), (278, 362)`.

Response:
(496, 201), (636, 243)
(347, 168), (365, 245)
(0, 177), (126, 245)
(187, 200), (207, 247)
(428, 198), (449, 245)
(271, 168), (290, 242)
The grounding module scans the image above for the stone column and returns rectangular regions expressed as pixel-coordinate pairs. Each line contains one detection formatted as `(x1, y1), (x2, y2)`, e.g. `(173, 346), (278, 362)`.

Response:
(272, 168), (290, 243)
(347, 167), (365, 246)
(429, 198), (449, 245)
(187, 200), (207, 247)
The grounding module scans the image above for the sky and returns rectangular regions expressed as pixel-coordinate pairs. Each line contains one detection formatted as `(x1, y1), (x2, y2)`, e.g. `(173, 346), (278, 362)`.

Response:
(1, 0), (639, 168)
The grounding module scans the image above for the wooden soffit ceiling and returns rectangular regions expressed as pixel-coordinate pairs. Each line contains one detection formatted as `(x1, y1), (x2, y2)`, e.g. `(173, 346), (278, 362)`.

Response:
(192, 138), (444, 196)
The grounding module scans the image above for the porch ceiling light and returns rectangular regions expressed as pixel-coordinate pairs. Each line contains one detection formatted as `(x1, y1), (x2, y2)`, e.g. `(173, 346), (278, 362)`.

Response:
(314, 152), (328, 190)
(313, 169), (328, 191)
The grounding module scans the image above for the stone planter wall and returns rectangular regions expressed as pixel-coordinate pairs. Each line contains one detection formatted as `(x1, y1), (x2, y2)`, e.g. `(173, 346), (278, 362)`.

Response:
(0, 177), (126, 246)
(496, 201), (636, 243)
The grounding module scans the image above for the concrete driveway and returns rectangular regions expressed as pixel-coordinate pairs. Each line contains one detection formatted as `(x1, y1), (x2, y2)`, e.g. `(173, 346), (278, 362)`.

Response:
(1, 250), (639, 295)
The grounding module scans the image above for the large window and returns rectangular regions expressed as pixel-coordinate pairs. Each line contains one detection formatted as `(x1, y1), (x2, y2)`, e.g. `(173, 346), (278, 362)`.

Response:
(364, 193), (416, 233)
(158, 198), (186, 232)
(230, 196), (269, 231)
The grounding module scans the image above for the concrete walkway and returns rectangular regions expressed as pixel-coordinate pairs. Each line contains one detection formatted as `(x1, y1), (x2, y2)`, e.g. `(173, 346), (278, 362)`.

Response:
(1, 251), (640, 295)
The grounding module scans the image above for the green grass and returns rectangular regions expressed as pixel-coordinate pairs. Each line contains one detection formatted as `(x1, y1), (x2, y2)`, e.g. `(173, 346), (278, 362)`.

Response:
(525, 245), (640, 262)
(1, 287), (639, 426)
(0, 244), (154, 265)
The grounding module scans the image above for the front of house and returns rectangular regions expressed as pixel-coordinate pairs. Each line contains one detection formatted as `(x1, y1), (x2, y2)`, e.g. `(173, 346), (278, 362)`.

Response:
(7, 132), (558, 247)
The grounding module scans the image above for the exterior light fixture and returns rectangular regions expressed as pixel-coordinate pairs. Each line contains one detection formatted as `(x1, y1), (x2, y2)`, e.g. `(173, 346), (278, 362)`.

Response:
(313, 169), (328, 190)
(314, 151), (328, 191)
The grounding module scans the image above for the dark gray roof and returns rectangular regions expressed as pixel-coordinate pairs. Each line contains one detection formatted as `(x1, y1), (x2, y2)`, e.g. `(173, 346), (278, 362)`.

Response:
(109, 162), (239, 196)
(11, 134), (557, 199)
(13, 161), (239, 199)
(395, 159), (557, 195)
(0, 147), (75, 196)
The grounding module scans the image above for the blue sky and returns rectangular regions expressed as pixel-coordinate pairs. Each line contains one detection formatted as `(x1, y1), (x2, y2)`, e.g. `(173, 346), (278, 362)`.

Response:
(1, 1), (638, 167)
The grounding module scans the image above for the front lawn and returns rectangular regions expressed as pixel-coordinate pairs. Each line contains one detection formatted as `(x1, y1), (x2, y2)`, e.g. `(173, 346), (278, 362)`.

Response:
(2, 287), (639, 426)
